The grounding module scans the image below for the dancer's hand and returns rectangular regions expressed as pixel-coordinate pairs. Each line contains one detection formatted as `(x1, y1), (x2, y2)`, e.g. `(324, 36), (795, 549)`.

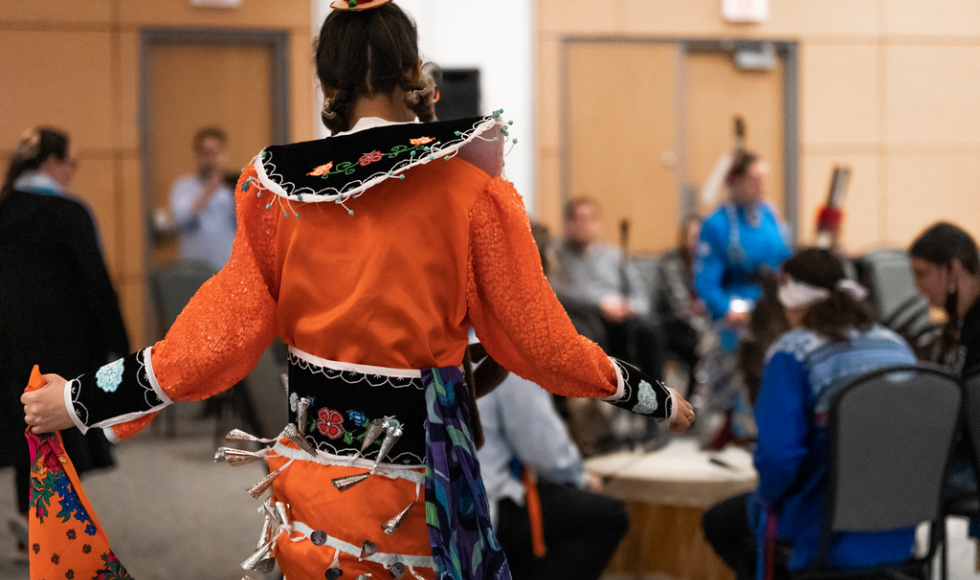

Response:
(22, 374), (75, 434)
(668, 388), (695, 433)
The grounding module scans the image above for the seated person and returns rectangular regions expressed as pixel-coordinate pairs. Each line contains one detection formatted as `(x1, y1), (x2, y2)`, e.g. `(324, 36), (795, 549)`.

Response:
(658, 213), (708, 390)
(477, 364), (629, 580)
(703, 248), (917, 579)
(909, 222), (980, 540)
(695, 151), (791, 329)
(551, 196), (664, 381)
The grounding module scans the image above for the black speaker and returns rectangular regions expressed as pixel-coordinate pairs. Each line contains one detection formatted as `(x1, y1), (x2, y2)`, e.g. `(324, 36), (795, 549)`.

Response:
(434, 68), (481, 121)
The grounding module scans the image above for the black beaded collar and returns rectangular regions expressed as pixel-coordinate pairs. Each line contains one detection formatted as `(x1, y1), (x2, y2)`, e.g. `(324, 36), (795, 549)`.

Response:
(253, 115), (503, 205)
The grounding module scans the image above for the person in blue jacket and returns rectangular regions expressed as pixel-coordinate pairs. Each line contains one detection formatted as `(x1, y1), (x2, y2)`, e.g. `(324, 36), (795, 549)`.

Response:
(695, 151), (791, 327)
(702, 248), (917, 579)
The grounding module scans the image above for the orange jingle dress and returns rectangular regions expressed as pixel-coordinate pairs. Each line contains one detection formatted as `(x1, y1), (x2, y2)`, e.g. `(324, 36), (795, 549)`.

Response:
(61, 114), (677, 580)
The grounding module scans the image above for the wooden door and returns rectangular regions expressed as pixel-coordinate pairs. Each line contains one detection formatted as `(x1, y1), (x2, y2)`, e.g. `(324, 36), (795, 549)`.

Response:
(147, 42), (274, 266)
(565, 42), (680, 255)
(685, 52), (785, 218)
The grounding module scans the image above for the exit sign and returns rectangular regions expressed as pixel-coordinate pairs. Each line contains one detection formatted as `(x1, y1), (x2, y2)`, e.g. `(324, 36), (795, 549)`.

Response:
(723, 0), (768, 23)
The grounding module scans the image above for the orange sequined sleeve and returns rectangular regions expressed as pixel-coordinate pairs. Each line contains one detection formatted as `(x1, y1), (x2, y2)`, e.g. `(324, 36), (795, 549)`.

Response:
(101, 166), (279, 440)
(466, 177), (619, 399)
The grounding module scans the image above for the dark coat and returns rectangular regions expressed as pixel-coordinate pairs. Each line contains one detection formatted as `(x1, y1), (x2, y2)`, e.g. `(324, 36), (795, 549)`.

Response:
(0, 188), (129, 471)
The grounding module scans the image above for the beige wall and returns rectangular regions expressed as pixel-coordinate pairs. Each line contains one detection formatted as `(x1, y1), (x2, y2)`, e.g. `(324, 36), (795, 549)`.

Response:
(537, 0), (980, 254)
(0, 0), (314, 347)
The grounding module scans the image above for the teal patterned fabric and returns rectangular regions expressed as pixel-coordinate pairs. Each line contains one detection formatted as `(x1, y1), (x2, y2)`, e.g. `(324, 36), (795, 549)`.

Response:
(423, 366), (511, 580)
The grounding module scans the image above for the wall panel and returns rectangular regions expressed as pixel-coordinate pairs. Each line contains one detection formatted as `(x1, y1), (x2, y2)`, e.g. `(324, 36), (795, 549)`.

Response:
(0, 0), (113, 25)
(884, 0), (980, 37)
(117, 0), (308, 28)
(801, 43), (879, 146)
(119, 157), (144, 281)
(885, 45), (980, 146)
(538, 0), (620, 35)
(0, 30), (113, 150)
(117, 31), (141, 152)
(622, 0), (879, 37)
(70, 158), (119, 276)
(883, 152), (980, 246)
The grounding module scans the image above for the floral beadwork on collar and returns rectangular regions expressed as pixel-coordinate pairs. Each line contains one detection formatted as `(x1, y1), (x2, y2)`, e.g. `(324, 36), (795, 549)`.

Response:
(304, 137), (446, 180)
(251, 114), (506, 207)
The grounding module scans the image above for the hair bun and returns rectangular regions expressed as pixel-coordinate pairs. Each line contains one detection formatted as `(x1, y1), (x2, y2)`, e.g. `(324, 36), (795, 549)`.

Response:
(16, 127), (41, 160)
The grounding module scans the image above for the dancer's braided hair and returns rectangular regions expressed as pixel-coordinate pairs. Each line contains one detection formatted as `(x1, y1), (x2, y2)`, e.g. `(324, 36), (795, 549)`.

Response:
(315, 4), (437, 135)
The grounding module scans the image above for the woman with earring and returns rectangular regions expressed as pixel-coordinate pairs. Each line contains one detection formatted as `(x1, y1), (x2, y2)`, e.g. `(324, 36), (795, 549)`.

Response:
(0, 127), (128, 562)
(909, 222), (980, 543)
(21, 3), (693, 579)
(909, 222), (980, 374)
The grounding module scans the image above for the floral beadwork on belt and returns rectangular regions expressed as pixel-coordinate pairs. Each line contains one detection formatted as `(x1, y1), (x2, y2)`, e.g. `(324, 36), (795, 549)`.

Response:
(316, 407), (346, 439)
(286, 351), (428, 465)
(307, 404), (397, 449)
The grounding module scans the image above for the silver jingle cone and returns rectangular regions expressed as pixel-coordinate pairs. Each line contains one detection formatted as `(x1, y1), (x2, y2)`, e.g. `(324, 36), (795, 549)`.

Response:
(381, 502), (413, 535)
(296, 397), (311, 433)
(257, 514), (273, 549)
(226, 428), (278, 444)
(261, 497), (283, 526)
(332, 471), (371, 492)
(372, 426), (403, 469)
(246, 468), (283, 499)
(215, 447), (268, 467)
(280, 372), (289, 394)
(360, 418), (387, 454)
(256, 557), (276, 573)
(275, 501), (290, 530)
(283, 423), (318, 458)
(357, 575), (373, 580)
(242, 540), (273, 570)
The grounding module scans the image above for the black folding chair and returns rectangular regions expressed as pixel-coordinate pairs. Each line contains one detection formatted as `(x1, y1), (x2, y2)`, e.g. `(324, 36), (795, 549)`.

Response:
(793, 365), (961, 580)
(151, 260), (218, 437)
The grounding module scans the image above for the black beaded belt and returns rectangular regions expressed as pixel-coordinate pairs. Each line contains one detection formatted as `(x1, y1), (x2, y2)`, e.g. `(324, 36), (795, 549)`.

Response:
(286, 349), (428, 466)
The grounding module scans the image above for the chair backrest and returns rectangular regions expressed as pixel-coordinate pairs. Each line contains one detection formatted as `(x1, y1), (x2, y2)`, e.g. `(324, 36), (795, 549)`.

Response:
(630, 253), (661, 325)
(827, 365), (960, 536)
(152, 260), (218, 332)
(855, 250), (931, 337)
(240, 344), (289, 439)
(961, 368), (980, 482)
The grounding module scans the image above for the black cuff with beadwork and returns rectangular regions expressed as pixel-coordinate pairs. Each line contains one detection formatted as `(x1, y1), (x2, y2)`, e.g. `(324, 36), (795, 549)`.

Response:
(602, 359), (674, 420)
(67, 349), (170, 432)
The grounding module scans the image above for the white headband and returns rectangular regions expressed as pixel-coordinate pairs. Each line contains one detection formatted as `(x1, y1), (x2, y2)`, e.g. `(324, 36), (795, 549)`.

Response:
(778, 277), (868, 309)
